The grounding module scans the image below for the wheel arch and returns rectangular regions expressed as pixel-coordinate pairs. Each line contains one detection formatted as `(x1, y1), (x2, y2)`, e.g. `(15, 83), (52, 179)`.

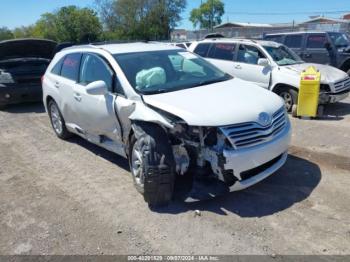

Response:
(340, 59), (350, 74)
(271, 83), (299, 95)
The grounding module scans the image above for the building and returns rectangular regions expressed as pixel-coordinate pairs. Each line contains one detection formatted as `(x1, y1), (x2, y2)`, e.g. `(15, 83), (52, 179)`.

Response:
(170, 29), (187, 41)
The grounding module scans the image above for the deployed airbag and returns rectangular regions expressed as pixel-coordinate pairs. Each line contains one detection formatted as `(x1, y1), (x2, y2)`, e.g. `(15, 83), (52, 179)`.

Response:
(136, 67), (166, 90)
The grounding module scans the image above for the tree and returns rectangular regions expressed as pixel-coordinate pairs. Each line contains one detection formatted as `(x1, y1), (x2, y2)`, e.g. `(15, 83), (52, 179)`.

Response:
(32, 6), (102, 43)
(0, 27), (14, 41)
(190, 0), (224, 30)
(12, 26), (35, 38)
(95, 0), (186, 40)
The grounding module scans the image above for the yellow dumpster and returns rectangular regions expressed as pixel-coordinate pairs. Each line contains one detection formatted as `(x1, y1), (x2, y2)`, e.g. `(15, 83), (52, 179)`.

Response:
(295, 66), (321, 118)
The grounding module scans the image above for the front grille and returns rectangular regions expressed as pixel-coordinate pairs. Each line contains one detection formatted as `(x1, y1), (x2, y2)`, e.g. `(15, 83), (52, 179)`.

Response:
(334, 77), (350, 93)
(240, 154), (283, 181)
(220, 107), (286, 149)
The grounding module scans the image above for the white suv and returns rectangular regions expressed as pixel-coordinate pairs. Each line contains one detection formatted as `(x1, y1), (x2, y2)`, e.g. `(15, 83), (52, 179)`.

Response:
(42, 43), (291, 206)
(190, 39), (350, 111)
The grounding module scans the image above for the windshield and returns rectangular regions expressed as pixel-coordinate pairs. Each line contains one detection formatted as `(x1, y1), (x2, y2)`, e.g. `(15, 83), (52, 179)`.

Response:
(329, 32), (350, 48)
(263, 45), (303, 66)
(113, 50), (231, 95)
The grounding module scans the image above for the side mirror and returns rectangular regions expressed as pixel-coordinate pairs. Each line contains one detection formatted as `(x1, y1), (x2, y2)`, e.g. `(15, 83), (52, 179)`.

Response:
(324, 42), (332, 50)
(86, 80), (108, 95)
(258, 58), (270, 67)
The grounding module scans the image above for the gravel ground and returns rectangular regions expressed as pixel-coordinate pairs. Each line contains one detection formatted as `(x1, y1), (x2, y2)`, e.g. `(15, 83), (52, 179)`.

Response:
(0, 98), (349, 255)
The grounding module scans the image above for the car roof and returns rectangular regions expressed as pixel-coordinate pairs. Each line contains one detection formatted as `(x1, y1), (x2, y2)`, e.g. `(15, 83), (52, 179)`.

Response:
(197, 38), (281, 47)
(63, 42), (182, 55)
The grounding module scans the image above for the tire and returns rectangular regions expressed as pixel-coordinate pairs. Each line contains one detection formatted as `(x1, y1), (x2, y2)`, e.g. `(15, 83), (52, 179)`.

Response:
(291, 104), (298, 118)
(277, 87), (298, 112)
(48, 100), (72, 140)
(129, 122), (175, 207)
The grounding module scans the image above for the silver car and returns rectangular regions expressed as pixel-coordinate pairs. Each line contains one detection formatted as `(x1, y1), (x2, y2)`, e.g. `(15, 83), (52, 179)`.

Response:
(42, 43), (291, 206)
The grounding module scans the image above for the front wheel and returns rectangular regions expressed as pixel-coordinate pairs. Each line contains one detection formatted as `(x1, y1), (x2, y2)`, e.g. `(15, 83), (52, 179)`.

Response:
(277, 87), (298, 112)
(48, 100), (72, 140)
(129, 123), (175, 207)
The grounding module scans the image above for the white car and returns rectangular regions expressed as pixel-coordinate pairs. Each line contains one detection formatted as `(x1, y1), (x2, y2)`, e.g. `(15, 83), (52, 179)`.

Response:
(190, 39), (350, 111)
(42, 43), (291, 206)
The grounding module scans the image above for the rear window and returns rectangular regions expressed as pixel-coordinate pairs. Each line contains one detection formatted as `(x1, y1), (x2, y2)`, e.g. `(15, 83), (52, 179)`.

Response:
(306, 35), (327, 49)
(51, 57), (64, 75)
(285, 35), (303, 48)
(207, 43), (236, 61)
(61, 53), (82, 81)
(193, 43), (211, 57)
(264, 35), (284, 44)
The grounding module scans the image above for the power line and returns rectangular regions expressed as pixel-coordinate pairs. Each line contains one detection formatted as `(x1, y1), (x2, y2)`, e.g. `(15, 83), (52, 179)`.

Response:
(222, 10), (350, 16)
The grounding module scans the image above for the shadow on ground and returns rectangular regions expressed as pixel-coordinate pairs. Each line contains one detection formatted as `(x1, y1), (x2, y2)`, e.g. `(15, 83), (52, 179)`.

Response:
(68, 136), (321, 217)
(316, 101), (350, 121)
(155, 154), (321, 217)
(68, 136), (130, 171)
(1, 102), (45, 114)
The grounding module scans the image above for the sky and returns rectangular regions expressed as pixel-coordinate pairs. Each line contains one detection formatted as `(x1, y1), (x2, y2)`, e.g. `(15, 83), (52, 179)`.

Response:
(1, 0), (350, 30)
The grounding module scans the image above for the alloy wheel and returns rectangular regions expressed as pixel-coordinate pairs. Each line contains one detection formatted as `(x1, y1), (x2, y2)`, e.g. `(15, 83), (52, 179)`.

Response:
(50, 103), (63, 135)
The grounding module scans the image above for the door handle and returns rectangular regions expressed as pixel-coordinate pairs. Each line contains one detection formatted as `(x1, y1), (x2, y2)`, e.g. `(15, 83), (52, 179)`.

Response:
(235, 65), (242, 69)
(74, 93), (82, 102)
(304, 53), (312, 58)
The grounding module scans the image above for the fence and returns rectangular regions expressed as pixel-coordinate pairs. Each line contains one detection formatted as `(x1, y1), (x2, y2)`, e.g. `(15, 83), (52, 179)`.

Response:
(175, 22), (350, 41)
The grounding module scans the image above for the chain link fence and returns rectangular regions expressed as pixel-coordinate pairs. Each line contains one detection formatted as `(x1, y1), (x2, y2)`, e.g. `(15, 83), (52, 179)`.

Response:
(173, 22), (350, 41)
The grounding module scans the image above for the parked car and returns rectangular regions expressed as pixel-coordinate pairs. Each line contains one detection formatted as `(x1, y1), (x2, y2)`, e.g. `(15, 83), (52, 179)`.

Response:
(0, 38), (58, 109)
(189, 38), (350, 111)
(42, 43), (291, 206)
(264, 31), (350, 75)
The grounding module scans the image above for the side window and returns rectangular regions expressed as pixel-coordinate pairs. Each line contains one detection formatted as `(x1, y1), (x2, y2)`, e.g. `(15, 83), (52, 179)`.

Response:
(79, 54), (114, 92)
(285, 35), (303, 48)
(236, 45), (266, 65)
(51, 57), (64, 75)
(193, 43), (211, 57)
(306, 34), (327, 49)
(207, 43), (236, 61)
(265, 35), (284, 44)
(61, 53), (82, 81)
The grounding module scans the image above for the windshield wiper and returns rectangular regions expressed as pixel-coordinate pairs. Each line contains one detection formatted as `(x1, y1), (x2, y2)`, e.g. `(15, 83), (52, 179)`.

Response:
(195, 74), (231, 87)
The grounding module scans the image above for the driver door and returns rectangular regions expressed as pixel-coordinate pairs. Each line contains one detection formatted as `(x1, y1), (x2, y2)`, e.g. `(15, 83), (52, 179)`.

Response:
(72, 53), (122, 143)
(233, 44), (271, 89)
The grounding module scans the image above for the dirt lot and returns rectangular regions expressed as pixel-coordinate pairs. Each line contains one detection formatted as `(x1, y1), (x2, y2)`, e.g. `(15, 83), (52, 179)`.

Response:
(0, 98), (349, 255)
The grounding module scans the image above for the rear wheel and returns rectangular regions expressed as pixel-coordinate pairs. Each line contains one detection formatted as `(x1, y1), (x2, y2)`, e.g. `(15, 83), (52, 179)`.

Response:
(48, 100), (72, 140)
(277, 87), (298, 112)
(129, 123), (175, 207)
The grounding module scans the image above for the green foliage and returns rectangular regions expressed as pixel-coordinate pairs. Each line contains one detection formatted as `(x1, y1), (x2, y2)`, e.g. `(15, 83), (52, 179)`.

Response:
(190, 0), (225, 29)
(12, 26), (36, 38)
(95, 0), (186, 40)
(33, 6), (103, 43)
(0, 27), (14, 41)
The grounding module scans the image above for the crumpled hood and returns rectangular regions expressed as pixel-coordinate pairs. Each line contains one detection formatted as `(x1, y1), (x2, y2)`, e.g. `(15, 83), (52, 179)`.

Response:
(143, 78), (284, 127)
(0, 39), (57, 61)
(281, 63), (348, 83)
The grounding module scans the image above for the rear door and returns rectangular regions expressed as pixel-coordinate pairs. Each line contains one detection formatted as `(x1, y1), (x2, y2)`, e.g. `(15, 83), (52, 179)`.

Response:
(304, 33), (331, 64)
(73, 53), (121, 142)
(232, 44), (271, 88)
(56, 53), (82, 126)
(284, 34), (304, 57)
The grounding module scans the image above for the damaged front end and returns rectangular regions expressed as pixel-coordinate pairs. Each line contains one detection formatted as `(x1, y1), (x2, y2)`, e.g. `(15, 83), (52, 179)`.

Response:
(160, 107), (291, 201)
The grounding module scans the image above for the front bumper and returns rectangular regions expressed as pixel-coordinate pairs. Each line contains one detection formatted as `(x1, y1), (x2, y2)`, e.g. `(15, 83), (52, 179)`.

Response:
(319, 90), (350, 104)
(0, 83), (42, 106)
(222, 121), (291, 192)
